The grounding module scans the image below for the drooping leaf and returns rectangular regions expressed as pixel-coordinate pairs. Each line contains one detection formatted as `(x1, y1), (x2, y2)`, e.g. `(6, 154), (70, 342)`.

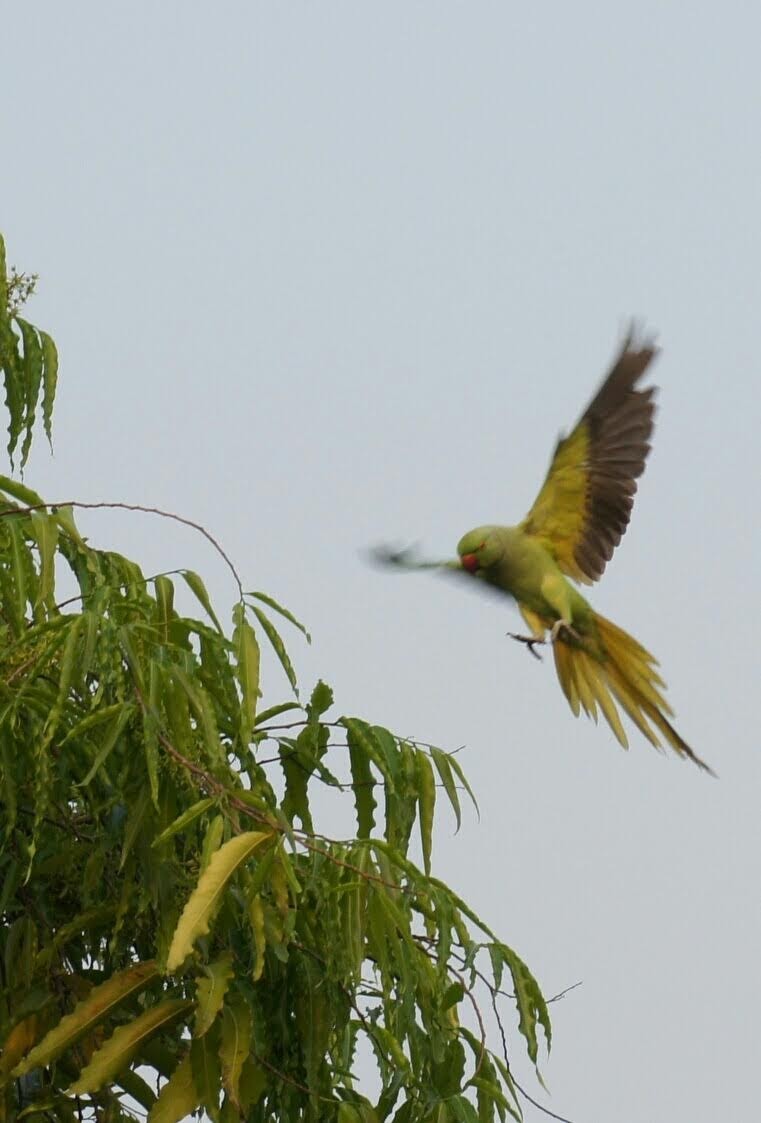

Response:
(497, 942), (551, 1064)
(345, 722), (378, 838)
(0, 474), (44, 508)
(116, 1067), (158, 1112)
(151, 798), (215, 848)
(190, 1022), (223, 1119)
(68, 998), (193, 1094)
(444, 752), (479, 817)
(250, 606), (298, 695)
(246, 590), (311, 642)
(39, 329), (58, 446)
(415, 748), (436, 875)
(15, 316), (43, 467)
(167, 830), (273, 971)
(76, 704), (134, 787)
(29, 509), (59, 609)
(194, 953), (234, 1037)
(233, 603), (260, 748)
(182, 569), (223, 633)
(430, 748), (461, 832)
(14, 961), (159, 1076)
(248, 893), (266, 983)
(219, 994), (252, 1110)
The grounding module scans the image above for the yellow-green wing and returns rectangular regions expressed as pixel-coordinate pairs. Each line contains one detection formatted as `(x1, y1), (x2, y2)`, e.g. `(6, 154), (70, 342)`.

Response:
(520, 330), (658, 584)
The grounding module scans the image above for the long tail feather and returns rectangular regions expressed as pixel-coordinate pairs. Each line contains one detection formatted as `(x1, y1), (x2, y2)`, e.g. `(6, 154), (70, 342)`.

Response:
(552, 613), (715, 774)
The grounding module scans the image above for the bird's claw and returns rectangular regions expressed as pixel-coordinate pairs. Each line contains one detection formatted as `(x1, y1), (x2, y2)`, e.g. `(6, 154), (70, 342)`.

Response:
(507, 632), (546, 661)
(550, 620), (582, 645)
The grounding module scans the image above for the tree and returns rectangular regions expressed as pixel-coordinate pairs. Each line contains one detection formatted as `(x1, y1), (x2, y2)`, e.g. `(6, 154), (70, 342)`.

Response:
(0, 231), (552, 1123)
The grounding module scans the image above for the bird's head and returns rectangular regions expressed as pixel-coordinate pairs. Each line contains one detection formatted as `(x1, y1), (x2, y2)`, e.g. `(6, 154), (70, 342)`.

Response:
(456, 526), (503, 575)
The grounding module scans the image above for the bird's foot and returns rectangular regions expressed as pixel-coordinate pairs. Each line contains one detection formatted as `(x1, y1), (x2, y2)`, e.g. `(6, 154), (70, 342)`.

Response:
(507, 632), (546, 661)
(550, 620), (582, 645)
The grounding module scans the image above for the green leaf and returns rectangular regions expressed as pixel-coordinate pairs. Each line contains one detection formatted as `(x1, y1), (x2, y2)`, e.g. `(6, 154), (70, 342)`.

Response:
(148, 1053), (199, 1123)
(151, 798), (215, 848)
(346, 722), (377, 838)
(343, 718), (392, 791)
(279, 737), (314, 832)
(251, 606), (298, 695)
(219, 994), (252, 1110)
(444, 752), (479, 817)
(430, 748), (461, 832)
(116, 1067), (157, 1112)
(200, 815), (225, 873)
(190, 1024), (222, 1119)
(307, 679), (333, 720)
(170, 666), (223, 771)
(15, 317), (43, 467)
(29, 509), (59, 608)
(76, 703), (135, 787)
(246, 589), (311, 642)
(181, 569), (223, 632)
(39, 329), (58, 446)
(416, 748), (436, 875)
(440, 982), (464, 1011)
(0, 473), (44, 506)
(194, 954), (234, 1037)
(6, 517), (30, 626)
(154, 575), (175, 642)
(371, 725), (404, 792)
(233, 603), (260, 748)
(254, 701), (302, 726)
(68, 998), (193, 1094)
(60, 701), (130, 747)
(498, 942), (551, 1064)
(248, 893), (267, 982)
(167, 830), (273, 970)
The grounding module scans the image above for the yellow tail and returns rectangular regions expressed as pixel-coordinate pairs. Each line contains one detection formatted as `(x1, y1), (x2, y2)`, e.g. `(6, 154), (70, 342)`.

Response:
(553, 612), (714, 774)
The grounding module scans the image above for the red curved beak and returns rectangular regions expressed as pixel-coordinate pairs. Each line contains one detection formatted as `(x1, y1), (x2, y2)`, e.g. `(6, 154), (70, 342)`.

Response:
(461, 553), (480, 574)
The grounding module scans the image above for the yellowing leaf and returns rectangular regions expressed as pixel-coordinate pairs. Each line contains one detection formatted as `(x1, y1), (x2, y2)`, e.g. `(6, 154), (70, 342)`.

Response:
(194, 954), (234, 1037)
(219, 995), (252, 1109)
(13, 960), (159, 1076)
(249, 894), (266, 983)
(148, 1054), (199, 1123)
(0, 1014), (41, 1084)
(167, 831), (273, 971)
(68, 998), (193, 1094)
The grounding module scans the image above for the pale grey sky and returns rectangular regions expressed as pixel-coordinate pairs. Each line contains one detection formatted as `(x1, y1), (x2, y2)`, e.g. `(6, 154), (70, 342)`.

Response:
(6, 3), (761, 1120)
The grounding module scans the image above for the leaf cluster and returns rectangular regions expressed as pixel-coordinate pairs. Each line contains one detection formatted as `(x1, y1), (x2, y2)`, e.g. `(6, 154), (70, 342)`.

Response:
(0, 237), (551, 1123)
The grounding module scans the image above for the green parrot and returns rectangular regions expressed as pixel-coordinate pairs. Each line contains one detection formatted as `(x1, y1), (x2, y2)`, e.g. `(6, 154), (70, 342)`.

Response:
(377, 329), (713, 774)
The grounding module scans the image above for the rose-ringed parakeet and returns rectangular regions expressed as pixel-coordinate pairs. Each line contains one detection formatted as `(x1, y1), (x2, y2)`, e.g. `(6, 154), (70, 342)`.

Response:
(377, 329), (713, 774)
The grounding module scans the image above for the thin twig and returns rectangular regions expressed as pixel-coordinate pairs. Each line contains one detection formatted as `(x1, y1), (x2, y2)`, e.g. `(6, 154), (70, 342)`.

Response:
(510, 1075), (577, 1123)
(252, 1050), (332, 1101)
(0, 500), (244, 600)
(547, 981), (583, 1004)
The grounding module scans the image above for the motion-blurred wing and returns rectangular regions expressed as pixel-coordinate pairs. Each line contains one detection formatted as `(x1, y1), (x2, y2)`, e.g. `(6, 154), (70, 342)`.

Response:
(520, 330), (658, 584)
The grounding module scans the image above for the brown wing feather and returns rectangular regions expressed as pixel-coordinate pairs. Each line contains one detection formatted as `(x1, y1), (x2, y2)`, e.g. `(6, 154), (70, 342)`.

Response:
(577, 333), (658, 579)
(521, 329), (659, 583)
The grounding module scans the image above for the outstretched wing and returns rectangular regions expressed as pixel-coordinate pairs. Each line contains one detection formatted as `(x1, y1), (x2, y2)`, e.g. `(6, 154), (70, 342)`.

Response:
(520, 329), (658, 584)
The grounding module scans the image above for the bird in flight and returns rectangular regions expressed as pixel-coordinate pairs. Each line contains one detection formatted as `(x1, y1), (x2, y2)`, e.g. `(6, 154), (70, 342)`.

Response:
(375, 328), (713, 774)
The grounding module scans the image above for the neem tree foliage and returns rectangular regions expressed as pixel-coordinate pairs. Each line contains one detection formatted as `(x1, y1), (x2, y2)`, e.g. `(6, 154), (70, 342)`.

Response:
(0, 234), (551, 1123)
